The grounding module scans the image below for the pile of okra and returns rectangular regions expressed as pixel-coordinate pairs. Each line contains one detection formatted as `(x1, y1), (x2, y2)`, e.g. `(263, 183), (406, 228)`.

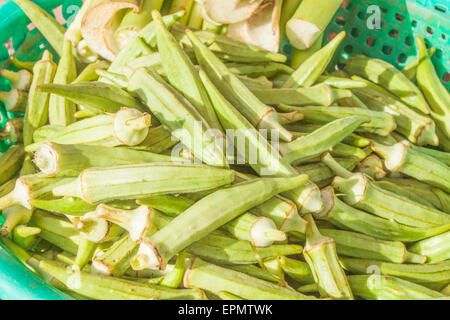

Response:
(0, 0), (449, 300)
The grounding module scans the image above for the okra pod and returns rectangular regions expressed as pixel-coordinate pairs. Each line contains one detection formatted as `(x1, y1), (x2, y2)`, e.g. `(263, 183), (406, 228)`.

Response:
(303, 214), (354, 299)
(316, 75), (367, 89)
(345, 55), (431, 114)
(34, 143), (177, 177)
(0, 206), (32, 237)
(317, 187), (450, 242)
(348, 275), (445, 300)
(282, 31), (346, 88)
(406, 144), (450, 166)
(23, 51), (57, 146)
(30, 197), (96, 216)
(279, 105), (396, 136)
(0, 144), (25, 186)
(279, 256), (315, 285)
(184, 258), (313, 300)
(72, 60), (110, 84)
(355, 154), (387, 180)
(251, 84), (352, 106)
(159, 251), (187, 288)
(295, 158), (359, 187)
(225, 264), (279, 283)
(0, 69), (32, 91)
(372, 142), (450, 193)
(53, 163), (235, 204)
(132, 175), (308, 270)
(408, 231), (450, 263)
(0, 118), (24, 143)
(0, 89), (28, 113)
(137, 195), (194, 217)
(226, 62), (294, 78)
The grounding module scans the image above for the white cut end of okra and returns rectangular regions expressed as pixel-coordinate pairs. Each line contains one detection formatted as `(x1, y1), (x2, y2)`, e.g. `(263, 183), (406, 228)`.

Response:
(332, 173), (368, 206)
(91, 260), (114, 276)
(314, 187), (335, 220)
(203, 0), (264, 24)
(384, 143), (408, 172)
(113, 108), (152, 146)
(0, 205), (32, 237)
(74, 211), (112, 243)
(132, 241), (162, 271)
(14, 178), (34, 209)
(286, 19), (321, 50)
(250, 216), (286, 248)
(34, 143), (59, 176)
(0, 69), (32, 91)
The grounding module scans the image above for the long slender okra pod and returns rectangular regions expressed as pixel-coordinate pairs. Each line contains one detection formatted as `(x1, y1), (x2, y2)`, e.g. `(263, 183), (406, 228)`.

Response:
(128, 68), (228, 167)
(372, 142), (450, 193)
(0, 118), (24, 144)
(282, 31), (346, 88)
(0, 89), (28, 113)
(53, 163), (235, 204)
(316, 75), (368, 89)
(74, 237), (97, 270)
(72, 60), (110, 84)
(185, 29), (293, 142)
(184, 258), (313, 300)
(317, 187), (450, 242)
(0, 145), (25, 186)
(290, 33), (324, 69)
(132, 175), (308, 270)
(0, 68), (32, 91)
(48, 40), (77, 126)
(340, 257), (450, 291)
(408, 231), (450, 263)
(347, 275), (445, 300)
(303, 214), (354, 300)
(23, 51), (57, 146)
(345, 55), (431, 114)
(279, 117), (364, 165)
(40, 259), (206, 300)
(33, 143), (179, 177)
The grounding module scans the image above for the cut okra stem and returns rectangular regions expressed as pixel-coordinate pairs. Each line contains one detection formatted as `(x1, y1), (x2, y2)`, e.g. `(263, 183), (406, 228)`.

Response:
(0, 69), (32, 91)
(0, 118), (24, 143)
(278, 256), (315, 285)
(0, 206), (32, 237)
(0, 89), (28, 113)
(355, 154), (387, 180)
(316, 75), (367, 89)
(9, 57), (35, 72)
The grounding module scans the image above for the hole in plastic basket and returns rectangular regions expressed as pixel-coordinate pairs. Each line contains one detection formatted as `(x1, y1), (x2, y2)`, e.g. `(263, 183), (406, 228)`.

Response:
(441, 33), (447, 41)
(426, 27), (434, 35)
(434, 5), (447, 13)
(350, 28), (361, 38)
(379, 7), (388, 13)
(397, 53), (407, 64)
(336, 16), (346, 28)
(357, 11), (365, 20)
(342, 1), (352, 10)
(435, 49), (442, 59)
(388, 29), (399, 38)
(344, 45), (354, 55)
(395, 13), (405, 22)
(366, 37), (376, 48)
(382, 45), (392, 56)
(443, 72), (450, 83)
(405, 36), (413, 46)
(411, 20), (417, 28)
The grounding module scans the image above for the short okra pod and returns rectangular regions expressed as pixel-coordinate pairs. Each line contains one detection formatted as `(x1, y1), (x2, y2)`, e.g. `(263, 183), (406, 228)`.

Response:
(0, 206), (32, 237)
(30, 197), (96, 216)
(317, 187), (450, 242)
(132, 175), (308, 270)
(0, 118), (24, 143)
(250, 84), (352, 106)
(0, 144), (25, 186)
(53, 163), (235, 204)
(23, 51), (57, 146)
(408, 231), (450, 263)
(184, 258), (314, 300)
(0, 89), (28, 113)
(295, 158), (359, 187)
(282, 31), (346, 88)
(0, 69), (32, 91)
(33, 143), (178, 177)
(345, 55), (431, 114)
(347, 275), (445, 300)
(303, 214), (354, 300)
(40, 259), (207, 300)
(372, 142), (450, 193)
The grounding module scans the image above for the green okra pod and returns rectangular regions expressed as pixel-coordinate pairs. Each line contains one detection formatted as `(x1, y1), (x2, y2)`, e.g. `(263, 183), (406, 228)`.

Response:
(23, 51), (57, 146)
(406, 144), (450, 166)
(317, 187), (450, 242)
(0, 206), (32, 237)
(279, 105), (396, 136)
(128, 68), (228, 167)
(347, 275), (445, 300)
(9, 56), (35, 72)
(40, 259), (206, 300)
(74, 237), (97, 270)
(282, 31), (346, 88)
(316, 75), (367, 89)
(130, 125), (178, 154)
(0, 118), (24, 143)
(184, 258), (313, 300)
(345, 55), (431, 114)
(225, 264), (279, 283)
(0, 89), (28, 113)
(53, 163), (235, 204)
(355, 154), (387, 180)
(295, 158), (359, 187)
(0, 68), (32, 91)
(278, 256), (315, 285)
(0, 144), (25, 186)
(250, 84), (352, 106)
(159, 251), (187, 289)
(372, 142), (450, 193)
(48, 40), (77, 126)
(132, 175), (308, 270)
(33, 143), (178, 177)
(279, 117), (364, 165)
(225, 62), (294, 78)
(408, 231), (450, 263)
(185, 29), (293, 142)
(137, 195), (194, 217)
(72, 60), (110, 84)
(94, 70), (129, 89)
(12, 225), (41, 250)
(303, 214), (354, 300)
(238, 75), (273, 90)
(340, 257), (450, 291)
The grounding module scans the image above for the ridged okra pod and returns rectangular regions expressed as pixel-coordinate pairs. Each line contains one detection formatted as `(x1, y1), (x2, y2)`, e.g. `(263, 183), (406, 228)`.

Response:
(408, 231), (450, 263)
(348, 275), (445, 300)
(250, 84), (352, 106)
(40, 260), (206, 300)
(372, 142), (450, 193)
(53, 163), (235, 204)
(0, 118), (24, 143)
(407, 143), (450, 166)
(132, 175), (308, 270)
(0, 144), (25, 186)
(0, 89), (28, 113)
(48, 40), (77, 126)
(72, 60), (110, 84)
(317, 187), (450, 242)
(316, 75), (367, 89)
(282, 31), (346, 88)
(72, 211), (124, 244)
(279, 117), (364, 165)
(33, 143), (177, 177)
(279, 105), (396, 136)
(295, 158), (359, 187)
(278, 256), (315, 284)
(185, 29), (293, 142)
(12, 225), (41, 250)
(23, 51), (57, 146)
(184, 258), (313, 300)
(303, 214), (354, 299)
(319, 228), (425, 264)
(226, 62), (294, 78)
(128, 68), (228, 167)
(345, 55), (431, 114)
(340, 258), (450, 291)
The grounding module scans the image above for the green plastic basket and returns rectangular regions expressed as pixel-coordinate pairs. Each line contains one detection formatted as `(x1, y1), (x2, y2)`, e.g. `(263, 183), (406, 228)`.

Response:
(0, 0), (449, 300)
